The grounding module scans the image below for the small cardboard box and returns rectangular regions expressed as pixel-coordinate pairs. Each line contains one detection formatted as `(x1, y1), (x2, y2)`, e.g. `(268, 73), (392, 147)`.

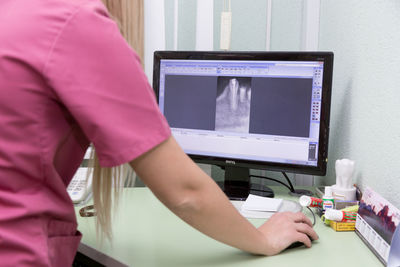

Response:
(330, 221), (356, 231)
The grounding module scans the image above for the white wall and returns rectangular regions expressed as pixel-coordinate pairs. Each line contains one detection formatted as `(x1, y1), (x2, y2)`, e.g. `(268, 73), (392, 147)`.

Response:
(318, 0), (400, 208)
(145, 0), (400, 207)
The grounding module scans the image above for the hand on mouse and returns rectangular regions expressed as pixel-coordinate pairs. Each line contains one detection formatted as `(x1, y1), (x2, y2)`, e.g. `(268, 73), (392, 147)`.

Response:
(257, 212), (319, 256)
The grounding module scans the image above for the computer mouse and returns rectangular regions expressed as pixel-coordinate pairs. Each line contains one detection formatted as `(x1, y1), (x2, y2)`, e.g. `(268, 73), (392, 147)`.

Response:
(286, 241), (305, 249)
(285, 235), (313, 250)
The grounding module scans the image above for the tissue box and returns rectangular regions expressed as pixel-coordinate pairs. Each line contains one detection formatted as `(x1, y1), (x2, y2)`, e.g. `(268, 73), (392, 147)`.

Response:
(330, 221), (356, 231)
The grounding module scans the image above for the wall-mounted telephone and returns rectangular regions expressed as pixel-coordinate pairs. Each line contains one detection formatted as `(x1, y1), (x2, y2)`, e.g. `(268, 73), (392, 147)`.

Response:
(67, 167), (93, 204)
(67, 147), (93, 204)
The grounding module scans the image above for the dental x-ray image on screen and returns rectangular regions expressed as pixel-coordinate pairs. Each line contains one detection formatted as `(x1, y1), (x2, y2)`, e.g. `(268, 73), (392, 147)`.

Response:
(215, 77), (252, 133)
(153, 51), (334, 200)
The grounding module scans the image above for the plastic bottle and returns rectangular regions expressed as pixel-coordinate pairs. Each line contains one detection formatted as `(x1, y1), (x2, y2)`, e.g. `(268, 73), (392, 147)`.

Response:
(325, 209), (357, 222)
(299, 195), (323, 208)
(322, 186), (334, 211)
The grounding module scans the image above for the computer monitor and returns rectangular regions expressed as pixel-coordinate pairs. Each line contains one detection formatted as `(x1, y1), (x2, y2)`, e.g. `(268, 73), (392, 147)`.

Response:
(153, 51), (333, 200)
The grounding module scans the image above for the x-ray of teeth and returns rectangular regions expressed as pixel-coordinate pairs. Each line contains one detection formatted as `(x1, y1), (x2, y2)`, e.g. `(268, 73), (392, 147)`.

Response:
(215, 77), (252, 133)
(229, 78), (239, 111)
(239, 86), (247, 103)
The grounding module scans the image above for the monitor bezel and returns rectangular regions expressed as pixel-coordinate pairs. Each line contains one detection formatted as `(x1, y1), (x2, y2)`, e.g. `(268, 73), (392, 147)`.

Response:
(153, 51), (333, 176)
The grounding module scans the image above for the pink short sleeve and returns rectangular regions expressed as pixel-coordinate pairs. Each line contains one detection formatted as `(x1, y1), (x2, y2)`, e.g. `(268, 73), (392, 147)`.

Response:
(43, 2), (170, 167)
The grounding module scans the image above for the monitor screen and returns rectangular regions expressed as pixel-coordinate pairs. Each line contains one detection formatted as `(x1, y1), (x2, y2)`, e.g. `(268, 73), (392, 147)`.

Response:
(153, 51), (333, 199)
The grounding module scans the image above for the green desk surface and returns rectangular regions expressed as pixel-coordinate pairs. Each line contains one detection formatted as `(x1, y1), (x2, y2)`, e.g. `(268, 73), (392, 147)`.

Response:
(75, 187), (381, 267)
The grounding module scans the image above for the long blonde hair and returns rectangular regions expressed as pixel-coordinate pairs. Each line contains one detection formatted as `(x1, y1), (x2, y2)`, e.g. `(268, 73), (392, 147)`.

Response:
(90, 151), (128, 241)
(90, 0), (144, 241)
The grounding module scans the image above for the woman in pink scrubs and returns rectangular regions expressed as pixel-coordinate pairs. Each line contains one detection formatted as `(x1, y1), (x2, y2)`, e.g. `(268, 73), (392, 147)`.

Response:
(0, 0), (318, 266)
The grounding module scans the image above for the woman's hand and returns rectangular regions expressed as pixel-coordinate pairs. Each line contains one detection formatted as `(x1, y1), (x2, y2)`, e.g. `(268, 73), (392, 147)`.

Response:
(132, 137), (318, 256)
(257, 212), (319, 255)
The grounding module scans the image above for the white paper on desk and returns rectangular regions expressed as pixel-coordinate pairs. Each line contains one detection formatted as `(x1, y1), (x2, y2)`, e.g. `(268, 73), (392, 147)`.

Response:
(240, 209), (276, 219)
(241, 194), (283, 212)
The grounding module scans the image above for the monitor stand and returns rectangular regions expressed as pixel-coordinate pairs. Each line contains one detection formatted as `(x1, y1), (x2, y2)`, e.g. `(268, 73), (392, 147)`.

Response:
(217, 166), (274, 201)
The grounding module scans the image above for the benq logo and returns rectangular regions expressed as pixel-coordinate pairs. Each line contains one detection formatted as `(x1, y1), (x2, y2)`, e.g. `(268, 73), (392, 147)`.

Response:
(226, 160), (236, 165)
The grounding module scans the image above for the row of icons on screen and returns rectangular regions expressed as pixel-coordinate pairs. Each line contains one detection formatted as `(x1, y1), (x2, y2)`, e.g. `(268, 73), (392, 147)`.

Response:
(163, 66), (269, 75)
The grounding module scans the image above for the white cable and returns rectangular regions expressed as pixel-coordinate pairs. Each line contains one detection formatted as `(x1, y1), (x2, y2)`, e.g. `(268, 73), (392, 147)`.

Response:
(220, 0), (232, 50)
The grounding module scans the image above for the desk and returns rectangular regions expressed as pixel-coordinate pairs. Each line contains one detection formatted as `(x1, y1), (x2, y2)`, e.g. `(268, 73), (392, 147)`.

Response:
(75, 187), (381, 267)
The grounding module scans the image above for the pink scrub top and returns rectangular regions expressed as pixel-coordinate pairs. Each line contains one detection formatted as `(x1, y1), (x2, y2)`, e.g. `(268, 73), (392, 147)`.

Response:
(0, 0), (171, 266)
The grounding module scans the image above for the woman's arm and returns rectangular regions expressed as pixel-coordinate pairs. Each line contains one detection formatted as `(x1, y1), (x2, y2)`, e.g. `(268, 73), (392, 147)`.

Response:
(130, 136), (318, 256)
